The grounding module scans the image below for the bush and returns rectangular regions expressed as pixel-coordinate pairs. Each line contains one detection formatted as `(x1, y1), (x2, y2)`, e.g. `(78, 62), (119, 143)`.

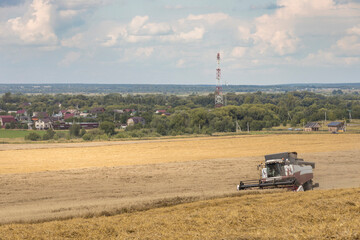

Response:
(69, 124), (81, 137)
(82, 129), (105, 141)
(5, 123), (10, 129)
(100, 121), (115, 136)
(80, 128), (86, 137)
(42, 129), (56, 140)
(25, 132), (41, 141)
(115, 132), (130, 138)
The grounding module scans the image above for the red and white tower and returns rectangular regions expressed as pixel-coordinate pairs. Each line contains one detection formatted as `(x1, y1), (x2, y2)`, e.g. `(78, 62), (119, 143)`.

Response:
(215, 52), (224, 108)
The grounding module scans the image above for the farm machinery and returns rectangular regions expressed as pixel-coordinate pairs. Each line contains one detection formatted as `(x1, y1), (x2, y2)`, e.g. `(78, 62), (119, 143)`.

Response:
(237, 152), (319, 191)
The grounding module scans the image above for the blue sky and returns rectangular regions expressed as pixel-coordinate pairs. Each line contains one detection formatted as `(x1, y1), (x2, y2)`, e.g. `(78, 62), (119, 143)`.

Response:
(0, 0), (359, 85)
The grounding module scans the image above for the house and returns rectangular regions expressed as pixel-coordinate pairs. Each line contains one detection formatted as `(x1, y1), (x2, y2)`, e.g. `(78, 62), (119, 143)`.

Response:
(90, 107), (105, 115)
(33, 112), (49, 118)
(127, 117), (145, 126)
(327, 122), (346, 132)
(64, 113), (75, 120)
(34, 118), (52, 130)
(304, 122), (321, 132)
(0, 115), (16, 128)
(16, 109), (27, 116)
(155, 109), (167, 114)
(79, 122), (99, 129)
(123, 108), (135, 113)
(80, 111), (90, 117)
(113, 109), (124, 114)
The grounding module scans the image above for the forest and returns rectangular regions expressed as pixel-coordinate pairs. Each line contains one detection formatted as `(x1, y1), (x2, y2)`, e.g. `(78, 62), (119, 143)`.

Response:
(1, 91), (359, 137)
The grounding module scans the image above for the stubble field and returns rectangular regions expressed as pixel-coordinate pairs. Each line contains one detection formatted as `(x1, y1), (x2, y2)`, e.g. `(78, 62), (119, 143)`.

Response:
(0, 134), (359, 239)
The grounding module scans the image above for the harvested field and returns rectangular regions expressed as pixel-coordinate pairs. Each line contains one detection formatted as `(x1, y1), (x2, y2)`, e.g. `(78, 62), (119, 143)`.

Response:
(0, 134), (358, 174)
(0, 134), (359, 238)
(1, 188), (359, 239)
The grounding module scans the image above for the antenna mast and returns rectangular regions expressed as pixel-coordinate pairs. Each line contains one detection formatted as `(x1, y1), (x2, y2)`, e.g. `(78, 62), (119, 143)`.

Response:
(215, 53), (224, 108)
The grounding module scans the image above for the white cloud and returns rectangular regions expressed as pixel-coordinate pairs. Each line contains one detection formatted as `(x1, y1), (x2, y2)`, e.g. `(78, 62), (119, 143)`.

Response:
(236, 0), (360, 63)
(58, 9), (82, 19)
(178, 27), (205, 41)
(305, 50), (360, 66)
(176, 59), (185, 68)
(58, 51), (81, 66)
(134, 47), (154, 57)
(129, 15), (149, 33)
(185, 13), (229, 25)
(8, 0), (57, 45)
(336, 35), (360, 55)
(231, 47), (247, 58)
(61, 33), (83, 48)
(140, 22), (172, 35)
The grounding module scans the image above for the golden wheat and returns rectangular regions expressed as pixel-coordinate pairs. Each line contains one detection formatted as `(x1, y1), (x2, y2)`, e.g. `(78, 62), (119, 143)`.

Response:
(0, 188), (359, 239)
(0, 134), (359, 174)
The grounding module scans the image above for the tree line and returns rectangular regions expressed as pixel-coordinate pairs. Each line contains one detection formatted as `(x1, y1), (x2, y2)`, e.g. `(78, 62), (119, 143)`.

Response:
(1, 91), (359, 137)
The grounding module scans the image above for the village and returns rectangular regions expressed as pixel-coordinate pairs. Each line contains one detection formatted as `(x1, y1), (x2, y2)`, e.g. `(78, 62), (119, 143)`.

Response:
(0, 105), (348, 134)
(0, 106), (172, 131)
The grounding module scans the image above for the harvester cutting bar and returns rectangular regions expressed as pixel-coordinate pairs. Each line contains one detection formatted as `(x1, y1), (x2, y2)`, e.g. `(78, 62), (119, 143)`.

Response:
(237, 178), (296, 190)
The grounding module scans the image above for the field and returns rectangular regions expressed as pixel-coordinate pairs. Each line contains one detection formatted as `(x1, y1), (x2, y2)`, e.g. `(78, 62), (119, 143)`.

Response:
(0, 134), (359, 239)
(0, 129), (45, 139)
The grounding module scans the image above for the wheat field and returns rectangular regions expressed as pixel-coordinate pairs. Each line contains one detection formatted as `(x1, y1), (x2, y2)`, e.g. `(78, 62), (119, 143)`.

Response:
(0, 134), (358, 174)
(0, 134), (359, 239)
(0, 188), (359, 239)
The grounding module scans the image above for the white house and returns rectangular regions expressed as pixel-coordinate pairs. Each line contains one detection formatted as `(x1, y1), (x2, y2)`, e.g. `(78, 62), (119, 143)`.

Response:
(35, 118), (52, 130)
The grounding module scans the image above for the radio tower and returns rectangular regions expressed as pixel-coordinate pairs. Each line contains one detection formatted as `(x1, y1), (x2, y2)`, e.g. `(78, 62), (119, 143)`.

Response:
(215, 52), (224, 108)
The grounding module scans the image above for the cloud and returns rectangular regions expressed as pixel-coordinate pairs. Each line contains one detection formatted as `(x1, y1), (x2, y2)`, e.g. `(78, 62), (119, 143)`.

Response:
(237, 0), (360, 58)
(7, 0), (57, 45)
(176, 59), (185, 67)
(61, 33), (83, 48)
(185, 13), (229, 25)
(134, 47), (154, 57)
(231, 47), (247, 58)
(179, 27), (205, 41)
(128, 15), (148, 33)
(58, 51), (81, 66)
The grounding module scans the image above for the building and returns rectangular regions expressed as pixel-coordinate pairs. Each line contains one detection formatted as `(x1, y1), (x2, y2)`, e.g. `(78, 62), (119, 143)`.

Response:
(327, 122), (346, 132)
(90, 107), (105, 115)
(304, 122), (321, 132)
(155, 109), (167, 114)
(34, 118), (52, 130)
(127, 117), (145, 126)
(16, 109), (27, 116)
(0, 115), (16, 128)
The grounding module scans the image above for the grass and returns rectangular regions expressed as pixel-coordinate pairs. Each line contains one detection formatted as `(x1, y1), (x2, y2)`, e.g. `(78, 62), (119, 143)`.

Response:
(0, 134), (359, 174)
(0, 188), (359, 239)
(0, 129), (45, 139)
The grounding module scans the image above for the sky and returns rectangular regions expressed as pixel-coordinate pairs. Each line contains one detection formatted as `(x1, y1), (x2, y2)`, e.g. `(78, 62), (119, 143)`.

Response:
(0, 0), (359, 85)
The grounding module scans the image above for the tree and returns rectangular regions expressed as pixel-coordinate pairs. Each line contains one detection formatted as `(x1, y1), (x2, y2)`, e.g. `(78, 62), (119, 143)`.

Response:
(69, 124), (81, 137)
(100, 121), (115, 136)
(42, 129), (56, 140)
(25, 132), (41, 141)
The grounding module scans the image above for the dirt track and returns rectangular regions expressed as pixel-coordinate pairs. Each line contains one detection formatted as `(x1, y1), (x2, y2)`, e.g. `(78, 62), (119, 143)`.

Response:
(1, 150), (359, 224)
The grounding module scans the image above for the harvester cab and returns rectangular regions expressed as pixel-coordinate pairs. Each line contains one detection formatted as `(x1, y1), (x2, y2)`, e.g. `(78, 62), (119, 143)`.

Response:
(237, 152), (319, 191)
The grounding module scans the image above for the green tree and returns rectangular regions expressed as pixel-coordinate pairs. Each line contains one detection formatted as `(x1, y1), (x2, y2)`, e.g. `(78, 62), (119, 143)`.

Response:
(69, 124), (81, 137)
(25, 132), (41, 141)
(100, 121), (115, 136)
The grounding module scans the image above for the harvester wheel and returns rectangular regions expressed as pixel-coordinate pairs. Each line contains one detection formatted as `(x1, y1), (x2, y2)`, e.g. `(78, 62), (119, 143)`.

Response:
(303, 180), (313, 191)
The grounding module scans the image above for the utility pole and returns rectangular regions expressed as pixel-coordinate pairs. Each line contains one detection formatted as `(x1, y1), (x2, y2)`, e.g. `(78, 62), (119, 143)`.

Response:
(347, 110), (352, 122)
(236, 120), (241, 133)
(247, 122), (250, 133)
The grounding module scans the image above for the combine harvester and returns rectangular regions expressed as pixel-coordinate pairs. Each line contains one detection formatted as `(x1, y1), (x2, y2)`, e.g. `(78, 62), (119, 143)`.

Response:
(237, 152), (319, 191)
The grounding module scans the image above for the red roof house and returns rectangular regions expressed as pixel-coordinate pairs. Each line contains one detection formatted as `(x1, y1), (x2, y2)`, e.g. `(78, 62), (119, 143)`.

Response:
(0, 115), (16, 127)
